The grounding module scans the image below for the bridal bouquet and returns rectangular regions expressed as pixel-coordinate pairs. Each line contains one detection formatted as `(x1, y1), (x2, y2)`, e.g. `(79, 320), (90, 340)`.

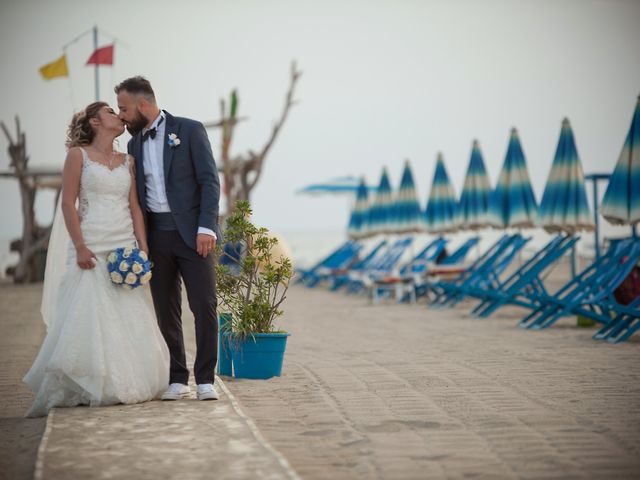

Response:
(107, 246), (152, 289)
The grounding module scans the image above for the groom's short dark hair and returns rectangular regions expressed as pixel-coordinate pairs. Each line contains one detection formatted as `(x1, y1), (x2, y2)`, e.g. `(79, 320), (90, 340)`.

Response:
(114, 76), (156, 101)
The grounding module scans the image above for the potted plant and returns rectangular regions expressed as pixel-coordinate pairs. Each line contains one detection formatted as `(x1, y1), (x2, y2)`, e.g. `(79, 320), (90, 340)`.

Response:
(216, 200), (293, 379)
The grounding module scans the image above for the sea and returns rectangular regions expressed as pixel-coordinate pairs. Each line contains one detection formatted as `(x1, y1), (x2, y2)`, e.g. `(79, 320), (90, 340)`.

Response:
(1, 223), (632, 280)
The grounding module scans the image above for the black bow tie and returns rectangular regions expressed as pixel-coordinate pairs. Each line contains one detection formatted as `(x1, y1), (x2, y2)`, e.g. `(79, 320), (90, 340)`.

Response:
(142, 117), (164, 142)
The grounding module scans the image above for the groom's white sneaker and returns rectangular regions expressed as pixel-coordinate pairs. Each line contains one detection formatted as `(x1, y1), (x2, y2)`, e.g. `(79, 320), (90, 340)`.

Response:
(161, 383), (191, 401)
(197, 383), (219, 401)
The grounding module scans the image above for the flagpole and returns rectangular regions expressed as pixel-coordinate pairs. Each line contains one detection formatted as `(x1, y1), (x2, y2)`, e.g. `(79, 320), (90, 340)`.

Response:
(93, 25), (99, 101)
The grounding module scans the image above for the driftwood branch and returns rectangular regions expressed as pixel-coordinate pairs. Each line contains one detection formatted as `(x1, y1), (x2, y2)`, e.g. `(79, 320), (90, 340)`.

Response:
(205, 61), (301, 216)
(1, 116), (60, 283)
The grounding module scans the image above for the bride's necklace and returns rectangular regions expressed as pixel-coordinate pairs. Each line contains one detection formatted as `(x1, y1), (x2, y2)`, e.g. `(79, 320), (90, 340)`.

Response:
(93, 146), (116, 169)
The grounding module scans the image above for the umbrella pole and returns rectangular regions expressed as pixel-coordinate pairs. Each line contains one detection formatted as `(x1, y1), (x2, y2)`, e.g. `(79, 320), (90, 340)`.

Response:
(570, 237), (577, 278)
(591, 178), (601, 260)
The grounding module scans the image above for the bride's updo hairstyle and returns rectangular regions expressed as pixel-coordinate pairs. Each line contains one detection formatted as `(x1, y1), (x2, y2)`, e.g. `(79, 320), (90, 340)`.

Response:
(66, 101), (109, 149)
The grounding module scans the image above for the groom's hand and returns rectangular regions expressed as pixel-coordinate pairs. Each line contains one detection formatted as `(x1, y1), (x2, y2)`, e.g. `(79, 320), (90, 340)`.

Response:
(196, 233), (216, 258)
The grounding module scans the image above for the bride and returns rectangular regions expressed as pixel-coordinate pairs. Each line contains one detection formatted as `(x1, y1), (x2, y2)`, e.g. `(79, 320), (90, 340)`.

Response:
(23, 102), (170, 417)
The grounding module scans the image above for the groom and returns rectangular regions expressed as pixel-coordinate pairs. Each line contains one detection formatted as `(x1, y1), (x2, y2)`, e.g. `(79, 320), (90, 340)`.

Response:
(115, 76), (221, 401)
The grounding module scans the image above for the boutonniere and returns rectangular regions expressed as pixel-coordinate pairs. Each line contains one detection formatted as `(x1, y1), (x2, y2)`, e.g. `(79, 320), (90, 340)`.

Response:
(167, 133), (181, 148)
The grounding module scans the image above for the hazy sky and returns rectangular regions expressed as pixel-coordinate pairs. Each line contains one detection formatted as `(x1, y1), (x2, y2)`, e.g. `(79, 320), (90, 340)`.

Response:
(1, 0), (639, 239)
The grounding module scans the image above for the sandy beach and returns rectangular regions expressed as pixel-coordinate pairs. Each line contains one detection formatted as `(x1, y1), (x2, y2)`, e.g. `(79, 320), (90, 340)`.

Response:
(1, 268), (640, 479)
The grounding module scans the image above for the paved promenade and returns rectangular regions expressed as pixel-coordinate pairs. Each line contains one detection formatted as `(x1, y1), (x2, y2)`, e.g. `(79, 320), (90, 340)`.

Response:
(2, 279), (640, 479)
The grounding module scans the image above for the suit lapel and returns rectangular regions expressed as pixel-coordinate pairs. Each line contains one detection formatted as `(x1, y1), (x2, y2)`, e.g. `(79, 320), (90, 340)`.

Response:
(162, 111), (181, 184)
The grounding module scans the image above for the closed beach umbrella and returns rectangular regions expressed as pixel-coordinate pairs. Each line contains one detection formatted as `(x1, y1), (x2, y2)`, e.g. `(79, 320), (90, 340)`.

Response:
(459, 140), (492, 229)
(365, 168), (394, 236)
(424, 152), (460, 234)
(601, 95), (640, 227)
(390, 160), (424, 234)
(347, 178), (370, 239)
(487, 128), (538, 228)
(538, 118), (594, 234)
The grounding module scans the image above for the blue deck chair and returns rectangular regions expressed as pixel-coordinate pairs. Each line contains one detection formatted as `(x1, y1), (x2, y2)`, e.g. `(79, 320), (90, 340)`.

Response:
(344, 237), (414, 294)
(469, 234), (580, 317)
(593, 297), (640, 343)
(380, 237), (479, 304)
(439, 237), (480, 266)
(518, 238), (640, 330)
(370, 237), (448, 303)
(398, 237), (449, 277)
(296, 240), (362, 286)
(430, 234), (531, 307)
(413, 234), (512, 301)
(329, 240), (388, 291)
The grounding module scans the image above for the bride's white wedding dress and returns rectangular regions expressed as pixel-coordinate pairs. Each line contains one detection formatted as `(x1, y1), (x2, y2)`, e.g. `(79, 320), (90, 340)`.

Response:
(23, 148), (169, 417)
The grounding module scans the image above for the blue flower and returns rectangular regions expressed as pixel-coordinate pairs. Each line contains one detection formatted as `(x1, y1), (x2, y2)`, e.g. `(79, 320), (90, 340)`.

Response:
(106, 246), (153, 289)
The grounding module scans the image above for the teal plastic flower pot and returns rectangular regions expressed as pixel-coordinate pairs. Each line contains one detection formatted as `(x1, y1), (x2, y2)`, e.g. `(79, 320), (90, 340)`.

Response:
(225, 332), (291, 379)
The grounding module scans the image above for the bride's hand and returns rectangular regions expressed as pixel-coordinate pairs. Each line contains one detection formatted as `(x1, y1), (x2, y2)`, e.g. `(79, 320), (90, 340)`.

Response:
(76, 245), (97, 269)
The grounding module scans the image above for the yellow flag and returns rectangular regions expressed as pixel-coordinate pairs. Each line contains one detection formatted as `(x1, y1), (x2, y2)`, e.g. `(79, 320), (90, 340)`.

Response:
(39, 54), (68, 80)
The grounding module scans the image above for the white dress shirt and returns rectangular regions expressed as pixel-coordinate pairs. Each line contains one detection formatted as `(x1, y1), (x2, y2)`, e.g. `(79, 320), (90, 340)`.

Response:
(142, 111), (216, 239)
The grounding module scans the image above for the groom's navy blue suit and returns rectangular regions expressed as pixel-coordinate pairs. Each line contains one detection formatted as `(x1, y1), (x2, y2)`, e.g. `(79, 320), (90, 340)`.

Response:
(128, 110), (221, 385)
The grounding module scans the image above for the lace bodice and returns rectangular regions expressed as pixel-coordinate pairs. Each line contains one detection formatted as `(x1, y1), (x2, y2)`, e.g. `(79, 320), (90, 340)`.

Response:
(75, 148), (136, 255)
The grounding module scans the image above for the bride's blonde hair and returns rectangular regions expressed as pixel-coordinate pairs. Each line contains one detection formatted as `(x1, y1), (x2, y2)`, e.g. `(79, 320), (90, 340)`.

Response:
(65, 101), (109, 149)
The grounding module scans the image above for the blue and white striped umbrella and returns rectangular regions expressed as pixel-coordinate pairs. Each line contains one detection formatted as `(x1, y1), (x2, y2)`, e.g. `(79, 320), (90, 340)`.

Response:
(601, 95), (640, 226)
(365, 168), (394, 236)
(347, 178), (370, 239)
(390, 160), (424, 234)
(538, 118), (594, 234)
(297, 176), (369, 195)
(424, 152), (461, 234)
(459, 140), (492, 230)
(487, 128), (538, 228)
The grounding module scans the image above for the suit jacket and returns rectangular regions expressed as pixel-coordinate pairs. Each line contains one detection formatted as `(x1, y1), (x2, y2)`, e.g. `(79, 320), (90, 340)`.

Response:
(128, 110), (222, 250)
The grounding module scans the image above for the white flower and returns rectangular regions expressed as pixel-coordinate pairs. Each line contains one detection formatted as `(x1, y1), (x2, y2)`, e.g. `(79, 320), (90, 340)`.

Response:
(132, 262), (143, 274)
(138, 250), (148, 261)
(122, 284), (133, 290)
(125, 272), (138, 285)
(123, 246), (133, 258)
(167, 133), (181, 148)
(119, 260), (130, 272)
(110, 271), (124, 284)
(107, 252), (117, 263)
(140, 271), (152, 284)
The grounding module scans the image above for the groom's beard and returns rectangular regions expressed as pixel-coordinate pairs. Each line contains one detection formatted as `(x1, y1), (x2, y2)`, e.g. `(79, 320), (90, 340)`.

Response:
(125, 111), (148, 136)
